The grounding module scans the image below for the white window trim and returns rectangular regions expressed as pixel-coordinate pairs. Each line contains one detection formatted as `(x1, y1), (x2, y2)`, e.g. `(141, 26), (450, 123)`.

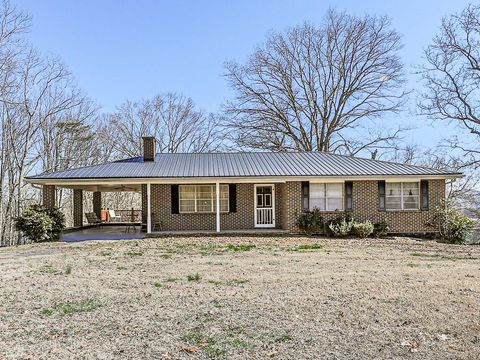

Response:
(179, 184), (229, 213)
(309, 182), (344, 212)
(385, 182), (420, 211)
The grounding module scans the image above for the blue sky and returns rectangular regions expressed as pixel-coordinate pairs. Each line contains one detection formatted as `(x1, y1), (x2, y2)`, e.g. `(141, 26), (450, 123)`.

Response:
(15, 0), (472, 149)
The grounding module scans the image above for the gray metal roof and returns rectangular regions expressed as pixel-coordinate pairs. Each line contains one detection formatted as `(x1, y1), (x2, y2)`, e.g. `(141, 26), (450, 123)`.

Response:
(26, 152), (461, 181)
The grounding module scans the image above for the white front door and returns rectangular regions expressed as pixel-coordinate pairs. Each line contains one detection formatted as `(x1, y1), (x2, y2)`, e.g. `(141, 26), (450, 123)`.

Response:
(255, 184), (275, 228)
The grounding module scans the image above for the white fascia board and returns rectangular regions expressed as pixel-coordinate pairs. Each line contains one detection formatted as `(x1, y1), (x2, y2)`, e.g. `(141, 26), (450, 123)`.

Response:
(25, 173), (462, 188)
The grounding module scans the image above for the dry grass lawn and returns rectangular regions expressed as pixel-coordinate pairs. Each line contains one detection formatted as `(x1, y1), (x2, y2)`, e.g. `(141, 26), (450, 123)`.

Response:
(0, 236), (479, 359)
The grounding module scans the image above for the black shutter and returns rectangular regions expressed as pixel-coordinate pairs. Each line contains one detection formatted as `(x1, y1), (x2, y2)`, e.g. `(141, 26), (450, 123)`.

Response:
(229, 184), (237, 213)
(378, 181), (386, 211)
(420, 180), (429, 210)
(301, 181), (309, 212)
(345, 181), (353, 211)
(171, 185), (179, 214)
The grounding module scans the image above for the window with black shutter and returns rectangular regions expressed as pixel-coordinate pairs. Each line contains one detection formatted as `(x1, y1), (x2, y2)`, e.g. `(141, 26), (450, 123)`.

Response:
(229, 184), (237, 213)
(378, 181), (386, 211)
(301, 181), (309, 211)
(171, 185), (179, 214)
(420, 180), (429, 210)
(345, 181), (353, 211)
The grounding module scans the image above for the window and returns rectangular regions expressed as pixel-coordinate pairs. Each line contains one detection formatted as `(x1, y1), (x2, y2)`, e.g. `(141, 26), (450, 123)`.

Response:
(310, 183), (344, 211)
(179, 185), (229, 213)
(345, 181), (353, 211)
(301, 182), (309, 211)
(385, 182), (419, 210)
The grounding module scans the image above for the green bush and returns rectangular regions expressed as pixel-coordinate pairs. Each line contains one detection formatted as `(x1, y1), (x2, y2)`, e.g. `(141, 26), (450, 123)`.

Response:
(328, 217), (354, 237)
(432, 201), (477, 244)
(373, 220), (389, 237)
(352, 220), (374, 238)
(323, 215), (352, 237)
(296, 209), (324, 235)
(297, 212), (385, 239)
(15, 204), (65, 243)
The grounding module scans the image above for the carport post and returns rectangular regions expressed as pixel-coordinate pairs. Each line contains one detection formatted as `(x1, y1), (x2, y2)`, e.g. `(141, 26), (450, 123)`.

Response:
(92, 191), (102, 219)
(42, 185), (56, 209)
(73, 189), (83, 227)
(147, 183), (151, 234)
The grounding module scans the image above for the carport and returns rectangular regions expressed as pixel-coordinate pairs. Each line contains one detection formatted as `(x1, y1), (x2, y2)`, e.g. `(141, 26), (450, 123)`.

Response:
(38, 181), (144, 240)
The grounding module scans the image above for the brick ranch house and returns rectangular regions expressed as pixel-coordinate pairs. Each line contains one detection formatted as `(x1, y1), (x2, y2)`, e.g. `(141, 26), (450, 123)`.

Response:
(26, 137), (462, 235)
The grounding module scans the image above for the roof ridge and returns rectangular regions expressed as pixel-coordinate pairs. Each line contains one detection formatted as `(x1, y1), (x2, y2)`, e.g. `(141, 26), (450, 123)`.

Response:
(113, 156), (143, 163)
(307, 151), (452, 172)
(154, 151), (455, 173)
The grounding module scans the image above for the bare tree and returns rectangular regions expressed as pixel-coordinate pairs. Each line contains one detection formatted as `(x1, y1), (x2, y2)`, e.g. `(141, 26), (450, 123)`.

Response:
(419, 4), (480, 168)
(0, 1), (103, 245)
(0, 0), (226, 245)
(0, 0), (31, 245)
(224, 9), (408, 155)
(110, 93), (222, 158)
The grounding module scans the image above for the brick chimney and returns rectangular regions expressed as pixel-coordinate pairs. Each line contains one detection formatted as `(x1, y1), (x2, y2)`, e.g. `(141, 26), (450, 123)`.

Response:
(142, 136), (156, 162)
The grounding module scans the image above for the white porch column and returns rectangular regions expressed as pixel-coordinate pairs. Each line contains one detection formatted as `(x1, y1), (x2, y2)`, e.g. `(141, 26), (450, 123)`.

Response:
(147, 183), (152, 234)
(216, 182), (220, 233)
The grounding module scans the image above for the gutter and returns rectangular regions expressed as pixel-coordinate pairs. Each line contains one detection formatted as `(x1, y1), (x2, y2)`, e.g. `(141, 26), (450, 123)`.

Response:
(24, 173), (464, 187)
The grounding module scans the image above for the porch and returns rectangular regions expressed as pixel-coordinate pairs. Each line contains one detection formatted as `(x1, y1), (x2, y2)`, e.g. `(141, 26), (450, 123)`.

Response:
(40, 181), (299, 235)
(61, 225), (288, 242)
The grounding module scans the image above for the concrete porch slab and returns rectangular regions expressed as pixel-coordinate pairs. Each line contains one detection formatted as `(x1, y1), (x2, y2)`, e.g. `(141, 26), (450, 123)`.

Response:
(61, 225), (144, 242)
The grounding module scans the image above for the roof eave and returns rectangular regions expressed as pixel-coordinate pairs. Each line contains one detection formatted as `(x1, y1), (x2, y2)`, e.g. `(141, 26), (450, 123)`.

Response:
(25, 173), (463, 186)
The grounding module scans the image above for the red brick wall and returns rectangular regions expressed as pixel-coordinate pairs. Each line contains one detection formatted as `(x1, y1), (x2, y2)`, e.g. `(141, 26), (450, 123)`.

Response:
(93, 192), (102, 219)
(291, 179), (445, 233)
(346, 179), (445, 233)
(141, 179), (446, 233)
(142, 137), (156, 161)
(43, 185), (56, 209)
(73, 189), (83, 227)
(143, 183), (283, 231)
(281, 181), (303, 232)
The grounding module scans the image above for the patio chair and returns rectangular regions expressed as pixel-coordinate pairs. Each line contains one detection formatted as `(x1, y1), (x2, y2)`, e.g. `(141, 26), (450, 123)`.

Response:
(85, 212), (104, 226)
(152, 212), (163, 232)
(108, 209), (122, 222)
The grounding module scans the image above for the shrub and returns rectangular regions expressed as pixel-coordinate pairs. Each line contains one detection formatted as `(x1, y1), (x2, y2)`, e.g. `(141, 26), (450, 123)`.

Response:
(373, 220), (389, 237)
(432, 201), (477, 244)
(328, 217), (354, 237)
(352, 220), (374, 238)
(15, 204), (65, 243)
(323, 215), (353, 237)
(46, 206), (66, 241)
(296, 209), (324, 235)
